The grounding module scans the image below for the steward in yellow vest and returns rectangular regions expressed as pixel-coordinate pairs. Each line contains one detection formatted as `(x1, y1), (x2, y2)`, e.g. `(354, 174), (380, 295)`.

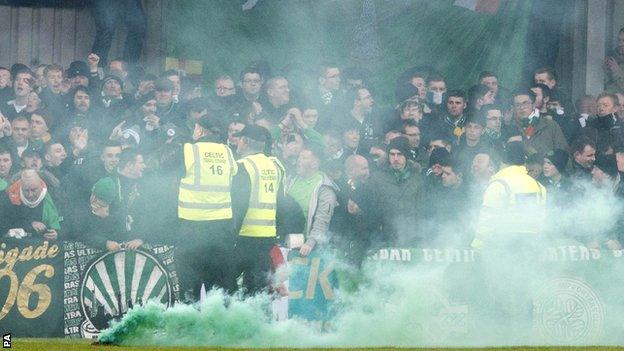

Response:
(231, 125), (285, 294)
(175, 116), (238, 301)
(472, 142), (547, 250)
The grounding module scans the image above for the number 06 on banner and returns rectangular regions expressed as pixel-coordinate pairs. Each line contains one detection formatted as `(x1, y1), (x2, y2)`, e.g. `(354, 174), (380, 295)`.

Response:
(0, 264), (55, 319)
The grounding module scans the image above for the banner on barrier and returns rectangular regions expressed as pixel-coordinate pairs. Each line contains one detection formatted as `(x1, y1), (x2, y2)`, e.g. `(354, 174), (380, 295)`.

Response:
(0, 239), (63, 337)
(0, 239), (179, 338)
(4, 240), (624, 344)
(62, 242), (180, 338)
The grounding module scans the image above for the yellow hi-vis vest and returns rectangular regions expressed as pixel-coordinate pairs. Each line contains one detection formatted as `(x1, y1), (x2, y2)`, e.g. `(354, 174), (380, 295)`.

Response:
(472, 165), (547, 249)
(238, 153), (284, 237)
(178, 142), (237, 221)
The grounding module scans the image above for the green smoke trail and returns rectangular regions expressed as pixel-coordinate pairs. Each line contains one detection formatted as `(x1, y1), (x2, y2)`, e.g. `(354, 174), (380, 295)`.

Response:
(97, 263), (441, 348)
(98, 291), (321, 348)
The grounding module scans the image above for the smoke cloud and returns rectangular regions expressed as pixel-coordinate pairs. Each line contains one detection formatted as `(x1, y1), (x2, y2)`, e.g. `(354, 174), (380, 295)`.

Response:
(97, 177), (624, 348)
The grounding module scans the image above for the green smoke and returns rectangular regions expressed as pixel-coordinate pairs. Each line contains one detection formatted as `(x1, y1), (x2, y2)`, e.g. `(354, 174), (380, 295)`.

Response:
(97, 263), (447, 348)
(98, 183), (624, 348)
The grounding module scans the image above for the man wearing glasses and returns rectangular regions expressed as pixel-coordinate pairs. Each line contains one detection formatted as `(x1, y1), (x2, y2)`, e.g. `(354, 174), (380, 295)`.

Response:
(310, 63), (342, 132)
(215, 75), (236, 97)
(239, 68), (263, 103)
(512, 89), (568, 157)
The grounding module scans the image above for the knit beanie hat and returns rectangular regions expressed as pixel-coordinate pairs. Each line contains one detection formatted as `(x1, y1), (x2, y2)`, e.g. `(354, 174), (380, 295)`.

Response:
(92, 177), (117, 204)
(102, 75), (124, 89)
(545, 149), (569, 175)
(387, 136), (410, 157)
(428, 147), (450, 168)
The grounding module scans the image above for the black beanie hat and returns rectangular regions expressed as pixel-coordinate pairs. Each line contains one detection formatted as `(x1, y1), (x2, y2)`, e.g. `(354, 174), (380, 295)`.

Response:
(545, 149), (569, 174)
(429, 147), (450, 168)
(102, 74), (124, 89)
(387, 136), (410, 157)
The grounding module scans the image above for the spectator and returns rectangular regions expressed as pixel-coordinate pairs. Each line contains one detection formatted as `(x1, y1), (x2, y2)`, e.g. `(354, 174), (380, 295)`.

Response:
(426, 73), (447, 114)
(455, 112), (489, 173)
(0, 67), (11, 104)
(587, 92), (620, 152)
(482, 105), (505, 152)
(286, 147), (338, 256)
(311, 63), (342, 132)
(66, 61), (91, 91)
(575, 94), (595, 128)
(2, 68), (34, 120)
(0, 146), (15, 182)
(263, 76), (291, 123)
(534, 66), (572, 114)
(158, 70), (180, 103)
(530, 83), (550, 116)
(215, 75), (236, 98)
(547, 94), (581, 143)
(43, 141), (70, 181)
(389, 98), (424, 132)
(570, 136), (596, 182)
(8, 116), (33, 158)
(302, 106), (319, 131)
(84, 177), (141, 251)
(355, 136), (423, 245)
(425, 89), (467, 145)
(61, 141), (122, 238)
(467, 84), (495, 116)
(108, 58), (135, 94)
(333, 154), (373, 266)
(478, 71), (510, 108)
(239, 67), (263, 104)
(342, 87), (380, 149)
(39, 64), (66, 122)
(512, 89), (568, 156)
(401, 120), (426, 169)
(153, 77), (181, 126)
(542, 149), (572, 207)
(341, 121), (361, 156)
(0, 169), (61, 240)
(434, 156), (471, 246)
(29, 109), (54, 145)
(469, 151), (499, 198)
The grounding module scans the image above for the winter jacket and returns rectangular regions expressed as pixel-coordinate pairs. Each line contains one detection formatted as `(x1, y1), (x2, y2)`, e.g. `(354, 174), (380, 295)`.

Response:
(285, 173), (338, 248)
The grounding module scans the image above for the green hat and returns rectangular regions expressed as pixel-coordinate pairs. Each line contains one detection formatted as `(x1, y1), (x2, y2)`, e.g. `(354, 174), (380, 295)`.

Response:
(91, 178), (117, 204)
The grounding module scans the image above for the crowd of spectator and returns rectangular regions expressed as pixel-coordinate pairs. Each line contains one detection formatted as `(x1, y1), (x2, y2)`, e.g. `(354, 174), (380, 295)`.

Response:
(2, 29), (624, 273)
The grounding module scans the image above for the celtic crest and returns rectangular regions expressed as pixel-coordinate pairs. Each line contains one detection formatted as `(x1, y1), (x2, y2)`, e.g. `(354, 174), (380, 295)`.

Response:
(533, 277), (604, 343)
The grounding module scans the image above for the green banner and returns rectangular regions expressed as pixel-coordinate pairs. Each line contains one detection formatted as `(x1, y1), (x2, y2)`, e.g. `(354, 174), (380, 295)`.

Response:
(0, 240), (179, 339)
(366, 246), (624, 345)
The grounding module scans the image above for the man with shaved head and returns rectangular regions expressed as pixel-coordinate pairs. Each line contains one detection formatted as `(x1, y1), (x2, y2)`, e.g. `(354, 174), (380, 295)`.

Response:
(0, 169), (61, 240)
(262, 76), (291, 123)
(333, 154), (374, 266)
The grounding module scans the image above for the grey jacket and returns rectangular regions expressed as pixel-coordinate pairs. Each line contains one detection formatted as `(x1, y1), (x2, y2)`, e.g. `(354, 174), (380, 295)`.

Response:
(286, 172), (338, 248)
